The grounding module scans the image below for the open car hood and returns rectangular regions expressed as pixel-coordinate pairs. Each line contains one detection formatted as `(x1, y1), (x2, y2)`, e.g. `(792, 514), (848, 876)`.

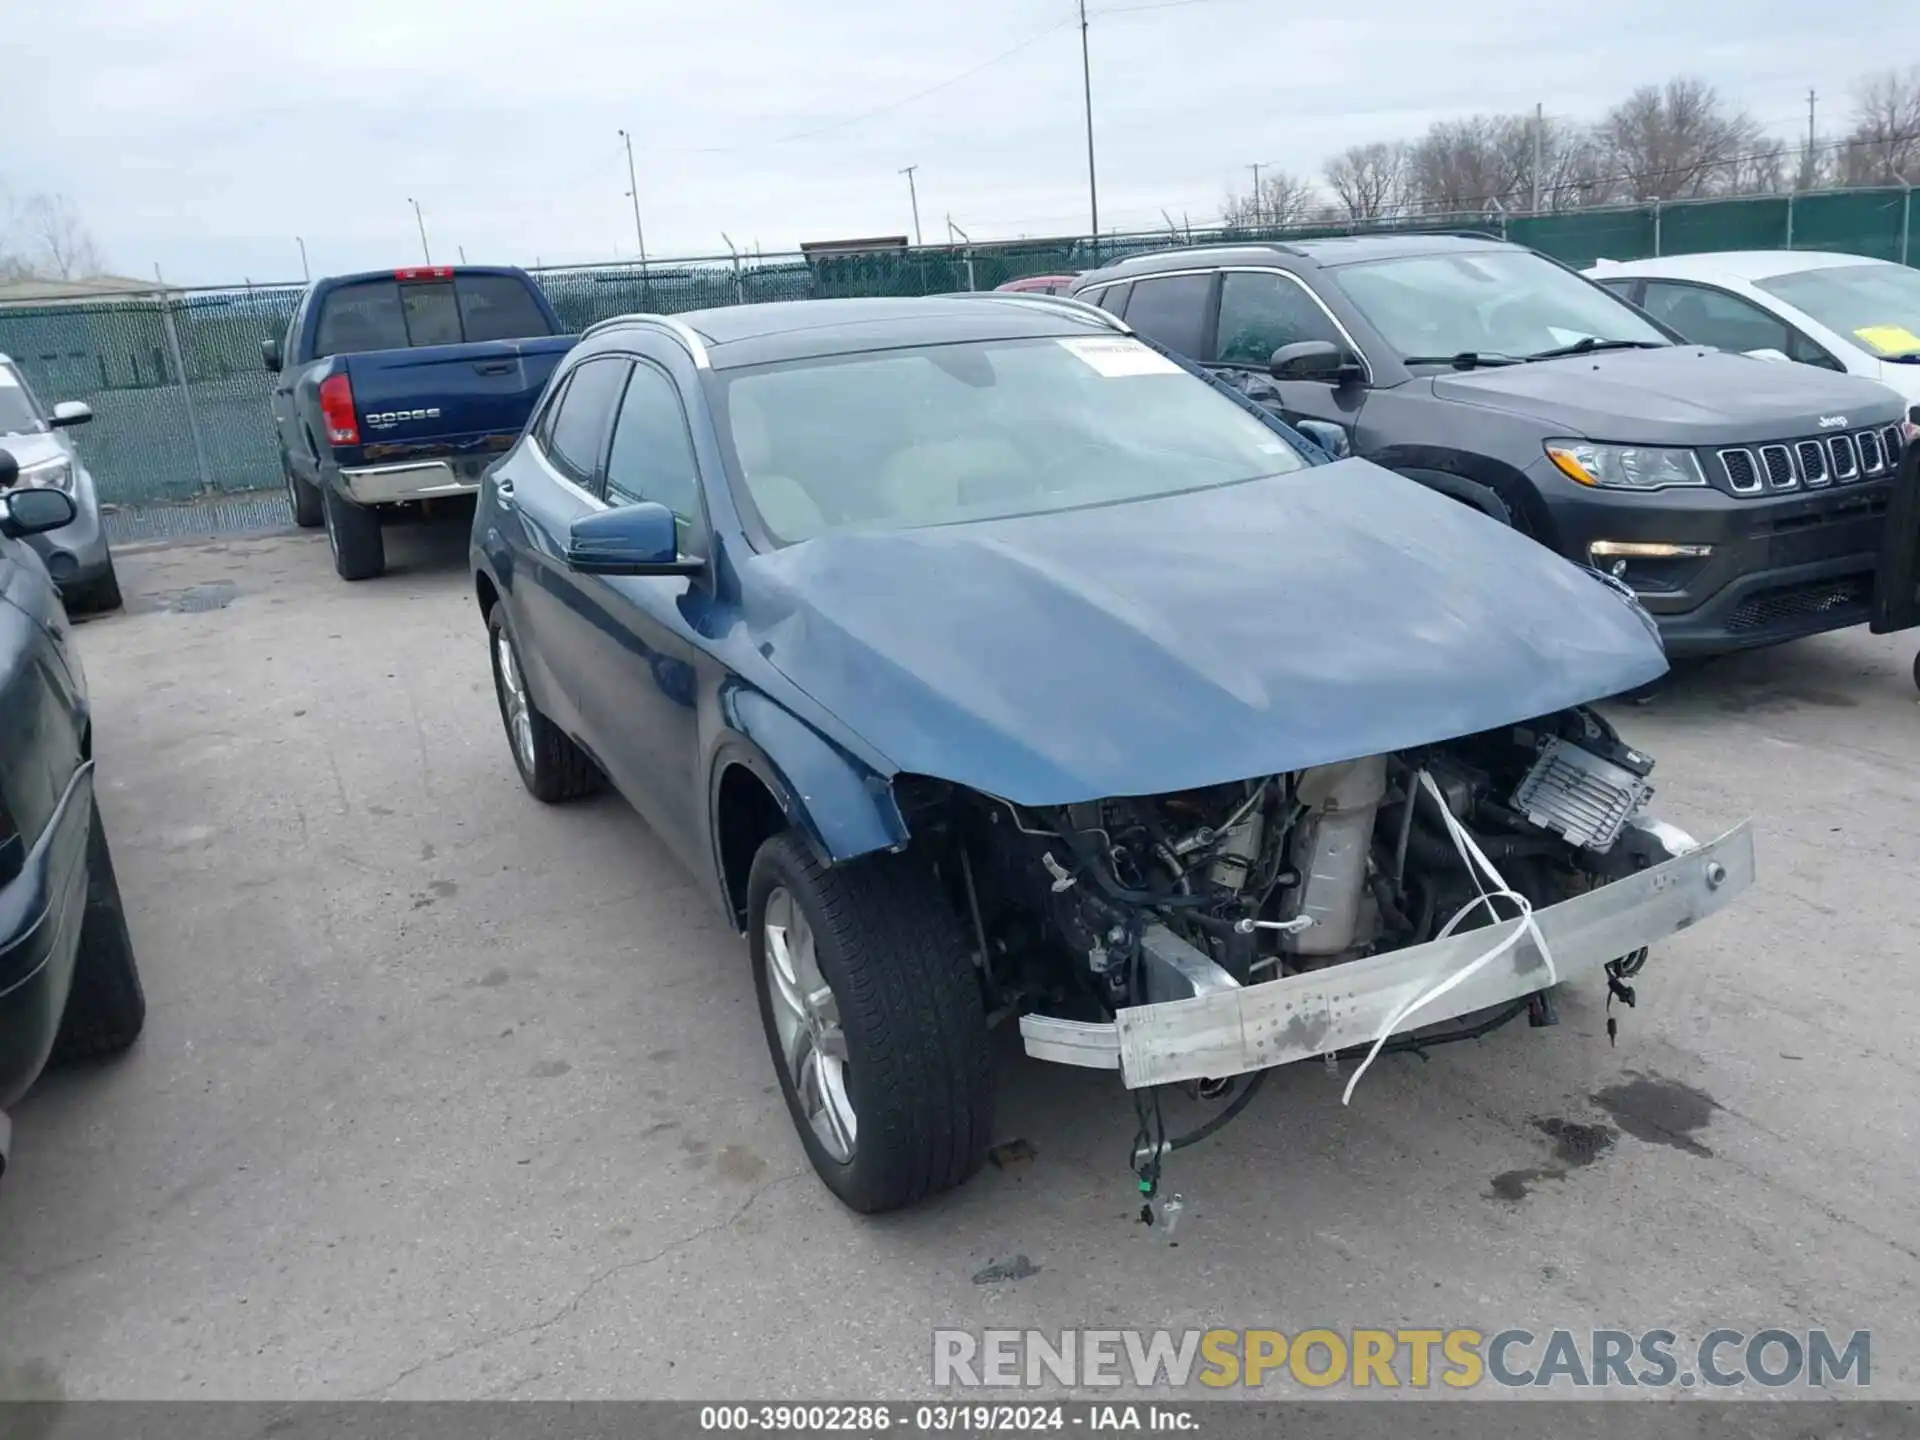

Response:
(742, 460), (1667, 806)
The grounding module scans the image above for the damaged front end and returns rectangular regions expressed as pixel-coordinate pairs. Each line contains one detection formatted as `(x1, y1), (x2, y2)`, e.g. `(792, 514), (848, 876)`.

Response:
(899, 703), (1752, 1093)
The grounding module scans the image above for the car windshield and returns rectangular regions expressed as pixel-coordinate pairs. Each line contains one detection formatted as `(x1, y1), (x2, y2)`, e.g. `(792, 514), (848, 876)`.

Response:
(1755, 263), (1920, 360)
(1332, 249), (1669, 361)
(0, 367), (47, 436)
(717, 334), (1312, 544)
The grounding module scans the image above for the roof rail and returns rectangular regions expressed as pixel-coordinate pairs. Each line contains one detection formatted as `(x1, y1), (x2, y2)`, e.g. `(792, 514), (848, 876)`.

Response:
(943, 291), (1132, 334)
(1106, 240), (1308, 272)
(579, 312), (712, 368)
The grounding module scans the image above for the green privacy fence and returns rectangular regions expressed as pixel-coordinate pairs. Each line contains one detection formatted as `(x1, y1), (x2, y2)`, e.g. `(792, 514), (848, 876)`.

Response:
(2, 185), (1914, 510)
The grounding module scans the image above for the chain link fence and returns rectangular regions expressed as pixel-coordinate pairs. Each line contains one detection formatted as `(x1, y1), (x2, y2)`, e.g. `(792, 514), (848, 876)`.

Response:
(1, 185), (1913, 524)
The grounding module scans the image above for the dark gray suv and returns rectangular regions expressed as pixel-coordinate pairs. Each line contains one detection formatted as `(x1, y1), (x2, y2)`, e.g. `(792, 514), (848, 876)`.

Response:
(1070, 235), (1914, 656)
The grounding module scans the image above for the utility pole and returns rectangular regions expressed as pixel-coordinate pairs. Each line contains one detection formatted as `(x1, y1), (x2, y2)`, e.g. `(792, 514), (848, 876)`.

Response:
(1531, 102), (1544, 214)
(296, 236), (310, 281)
(1249, 163), (1262, 226)
(408, 198), (431, 264)
(1078, 0), (1099, 240)
(900, 165), (922, 246)
(618, 128), (649, 269)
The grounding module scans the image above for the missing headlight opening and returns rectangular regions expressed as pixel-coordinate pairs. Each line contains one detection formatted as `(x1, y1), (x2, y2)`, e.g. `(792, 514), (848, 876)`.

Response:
(890, 703), (1745, 1209)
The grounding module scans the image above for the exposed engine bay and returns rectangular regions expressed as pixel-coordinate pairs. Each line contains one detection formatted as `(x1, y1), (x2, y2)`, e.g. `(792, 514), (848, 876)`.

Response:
(905, 704), (1661, 1022)
(882, 701), (1751, 1222)
(888, 702), (1701, 1218)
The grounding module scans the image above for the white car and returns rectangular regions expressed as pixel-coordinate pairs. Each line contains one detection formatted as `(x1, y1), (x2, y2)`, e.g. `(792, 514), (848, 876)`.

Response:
(0, 356), (119, 612)
(1586, 251), (1920, 409)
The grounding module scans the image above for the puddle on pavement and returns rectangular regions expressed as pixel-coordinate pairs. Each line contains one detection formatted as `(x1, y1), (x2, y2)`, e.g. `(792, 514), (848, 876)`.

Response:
(127, 580), (239, 615)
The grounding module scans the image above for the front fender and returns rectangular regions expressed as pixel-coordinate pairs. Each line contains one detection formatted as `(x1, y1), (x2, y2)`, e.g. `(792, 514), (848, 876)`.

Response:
(1393, 465), (1515, 527)
(714, 688), (908, 866)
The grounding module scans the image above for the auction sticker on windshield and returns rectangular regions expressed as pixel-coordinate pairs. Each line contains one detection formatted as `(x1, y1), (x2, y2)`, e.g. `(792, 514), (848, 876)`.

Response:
(1057, 336), (1184, 377)
(1853, 324), (1920, 355)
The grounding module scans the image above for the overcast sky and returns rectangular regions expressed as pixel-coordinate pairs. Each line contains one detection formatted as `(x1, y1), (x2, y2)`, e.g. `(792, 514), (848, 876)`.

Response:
(1, 0), (1905, 285)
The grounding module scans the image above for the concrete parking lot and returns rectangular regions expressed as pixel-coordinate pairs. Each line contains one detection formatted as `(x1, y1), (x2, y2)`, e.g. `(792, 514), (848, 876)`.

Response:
(1, 518), (1917, 1400)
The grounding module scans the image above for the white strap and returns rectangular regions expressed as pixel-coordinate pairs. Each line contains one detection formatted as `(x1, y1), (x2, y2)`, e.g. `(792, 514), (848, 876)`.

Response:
(1341, 770), (1559, 1105)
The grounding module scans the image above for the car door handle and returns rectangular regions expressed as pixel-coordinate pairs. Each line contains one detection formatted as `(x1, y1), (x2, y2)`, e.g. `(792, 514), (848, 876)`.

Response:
(473, 360), (514, 375)
(495, 479), (515, 505)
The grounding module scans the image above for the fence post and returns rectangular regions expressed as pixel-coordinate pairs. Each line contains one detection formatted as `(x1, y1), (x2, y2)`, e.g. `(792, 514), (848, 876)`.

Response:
(1651, 200), (1662, 257)
(1902, 179), (1913, 267)
(1785, 192), (1795, 250)
(155, 282), (216, 495)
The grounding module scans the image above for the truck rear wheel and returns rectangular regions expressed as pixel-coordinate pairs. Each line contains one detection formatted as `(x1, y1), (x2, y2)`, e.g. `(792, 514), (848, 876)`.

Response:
(323, 486), (385, 580)
(284, 451), (324, 528)
(748, 831), (992, 1213)
(51, 810), (145, 1064)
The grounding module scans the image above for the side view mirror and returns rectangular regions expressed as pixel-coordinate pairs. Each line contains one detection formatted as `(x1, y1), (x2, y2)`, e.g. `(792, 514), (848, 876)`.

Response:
(0, 449), (15, 488)
(262, 338), (284, 372)
(1744, 347), (1794, 364)
(0, 482), (79, 538)
(50, 400), (92, 428)
(1270, 340), (1364, 385)
(1293, 419), (1351, 459)
(566, 502), (703, 577)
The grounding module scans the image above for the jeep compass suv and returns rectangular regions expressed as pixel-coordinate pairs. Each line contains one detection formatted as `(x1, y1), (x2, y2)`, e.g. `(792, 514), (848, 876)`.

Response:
(1070, 235), (1914, 656)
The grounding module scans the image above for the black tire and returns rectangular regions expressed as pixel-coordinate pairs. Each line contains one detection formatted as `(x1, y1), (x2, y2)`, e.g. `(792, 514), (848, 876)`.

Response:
(486, 602), (601, 802)
(322, 485), (385, 580)
(284, 451), (324, 528)
(66, 559), (123, 615)
(1912, 648), (1920, 693)
(50, 809), (145, 1064)
(748, 831), (992, 1213)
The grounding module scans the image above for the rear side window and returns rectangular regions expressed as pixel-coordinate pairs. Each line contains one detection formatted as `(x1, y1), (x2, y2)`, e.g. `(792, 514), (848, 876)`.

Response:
(1122, 274), (1213, 358)
(1215, 272), (1345, 364)
(313, 274), (553, 355)
(543, 358), (631, 483)
(1098, 281), (1132, 316)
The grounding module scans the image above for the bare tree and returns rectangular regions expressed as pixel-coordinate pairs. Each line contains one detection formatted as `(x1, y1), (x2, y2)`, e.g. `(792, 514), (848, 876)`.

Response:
(1837, 66), (1920, 185)
(10, 193), (107, 280)
(1796, 131), (1840, 192)
(1323, 142), (1408, 222)
(1537, 125), (1617, 211)
(1726, 137), (1791, 195)
(1596, 78), (1762, 199)
(1222, 170), (1320, 230)
(0, 184), (108, 282)
(1405, 115), (1531, 215)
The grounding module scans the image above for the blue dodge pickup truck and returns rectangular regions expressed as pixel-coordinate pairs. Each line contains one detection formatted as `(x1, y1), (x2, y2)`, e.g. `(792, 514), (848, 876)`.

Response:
(264, 265), (575, 580)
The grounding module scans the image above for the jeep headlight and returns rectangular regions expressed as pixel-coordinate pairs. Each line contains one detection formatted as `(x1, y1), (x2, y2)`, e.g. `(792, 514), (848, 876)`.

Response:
(1545, 440), (1706, 490)
(14, 457), (75, 495)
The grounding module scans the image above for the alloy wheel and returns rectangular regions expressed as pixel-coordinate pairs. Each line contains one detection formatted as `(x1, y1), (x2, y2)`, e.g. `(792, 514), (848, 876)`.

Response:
(762, 885), (856, 1162)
